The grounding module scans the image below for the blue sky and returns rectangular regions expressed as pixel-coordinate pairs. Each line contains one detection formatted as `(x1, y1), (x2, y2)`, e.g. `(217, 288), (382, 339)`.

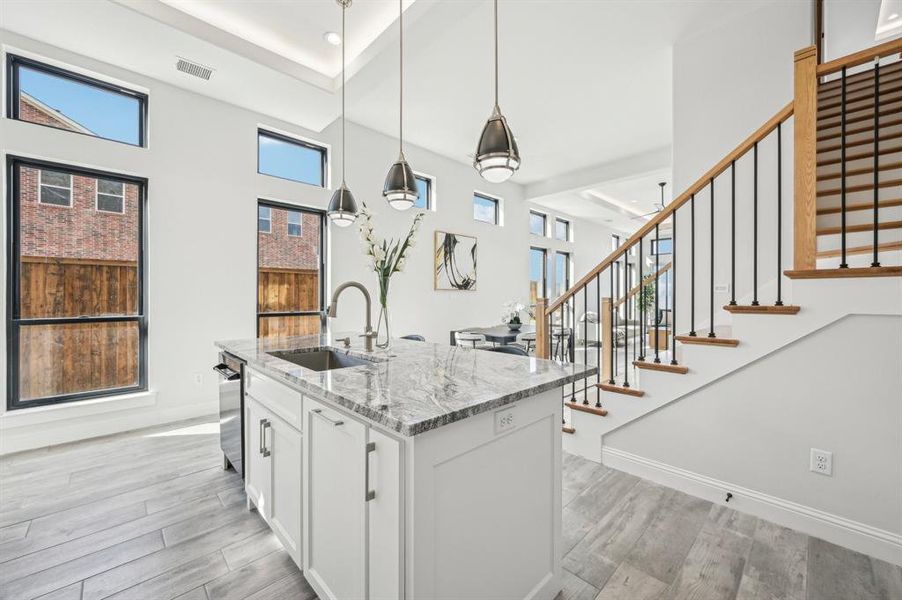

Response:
(20, 66), (141, 145)
(258, 134), (323, 186)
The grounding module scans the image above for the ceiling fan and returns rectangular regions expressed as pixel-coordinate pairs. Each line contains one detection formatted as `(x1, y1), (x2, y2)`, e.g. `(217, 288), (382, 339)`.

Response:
(632, 182), (667, 220)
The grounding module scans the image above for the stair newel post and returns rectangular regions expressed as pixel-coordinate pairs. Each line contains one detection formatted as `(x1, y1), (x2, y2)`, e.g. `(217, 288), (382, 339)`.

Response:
(839, 65), (848, 268)
(709, 178), (717, 338)
(753, 142), (759, 305)
(582, 285), (588, 403)
(730, 161), (737, 306)
(671, 211), (679, 365)
(654, 224), (661, 363)
(872, 57), (881, 268)
(622, 249), (630, 387)
(776, 122), (784, 306)
(608, 267), (615, 384)
(535, 298), (549, 359)
(638, 236), (645, 360)
(689, 193), (697, 336)
(595, 274), (602, 408)
(793, 46), (818, 272)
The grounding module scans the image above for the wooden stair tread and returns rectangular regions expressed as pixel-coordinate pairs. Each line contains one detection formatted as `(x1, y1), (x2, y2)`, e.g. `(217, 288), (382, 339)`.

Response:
(723, 304), (801, 314)
(818, 116), (902, 142)
(817, 240), (902, 258)
(818, 161), (902, 181)
(816, 197), (902, 214)
(817, 144), (902, 167)
(632, 360), (689, 374)
(818, 61), (902, 95)
(784, 266), (902, 279)
(817, 219), (902, 236)
(819, 77), (902, 109)
(565, 402), (608, 417)
(562, 425), (576, 434)
(818, 96), (902, 123)
(818, 90), (902, 119)
(818, 131), (902, 154)
(595, 383), (645, 397)
(819, 103), (902, 130)
(675, 334), (740, 347)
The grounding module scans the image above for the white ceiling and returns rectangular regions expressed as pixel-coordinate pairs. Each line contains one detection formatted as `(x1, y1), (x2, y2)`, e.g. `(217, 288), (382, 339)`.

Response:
(0, 0), (776, 219)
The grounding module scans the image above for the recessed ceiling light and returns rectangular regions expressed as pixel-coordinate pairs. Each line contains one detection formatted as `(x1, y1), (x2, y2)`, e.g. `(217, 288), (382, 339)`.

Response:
(324, 31), (342, 46)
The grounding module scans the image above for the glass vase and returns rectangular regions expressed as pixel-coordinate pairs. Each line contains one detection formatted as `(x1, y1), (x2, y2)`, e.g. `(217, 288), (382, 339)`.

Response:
(375, 276), (391, 349)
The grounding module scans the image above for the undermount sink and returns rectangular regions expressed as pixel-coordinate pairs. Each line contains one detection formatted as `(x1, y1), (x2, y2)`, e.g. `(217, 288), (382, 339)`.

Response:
(268, 348), (373, 372)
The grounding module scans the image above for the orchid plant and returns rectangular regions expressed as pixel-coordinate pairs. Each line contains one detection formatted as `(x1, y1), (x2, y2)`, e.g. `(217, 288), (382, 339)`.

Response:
(501, 301), (526, 325)
(357, 202), (425, 310)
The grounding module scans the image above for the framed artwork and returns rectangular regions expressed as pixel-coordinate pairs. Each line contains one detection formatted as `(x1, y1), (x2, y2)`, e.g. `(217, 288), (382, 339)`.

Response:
(434, 231), (477, 291)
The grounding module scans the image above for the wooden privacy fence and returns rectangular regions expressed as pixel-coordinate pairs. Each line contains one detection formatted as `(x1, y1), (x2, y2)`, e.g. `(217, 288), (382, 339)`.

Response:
(21, 256), (138, 317)
(257, 267), (321, 338)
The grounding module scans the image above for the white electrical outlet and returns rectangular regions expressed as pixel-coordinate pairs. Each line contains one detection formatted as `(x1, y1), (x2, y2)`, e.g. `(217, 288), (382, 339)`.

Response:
(494, 408), (516, 434)
(810, 448), (833, 476)
(193, 373), (203, 386)
(714, 283), (731, 294)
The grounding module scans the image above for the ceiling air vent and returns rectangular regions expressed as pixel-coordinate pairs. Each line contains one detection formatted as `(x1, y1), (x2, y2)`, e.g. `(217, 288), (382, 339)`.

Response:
(175, 57), (214, 81)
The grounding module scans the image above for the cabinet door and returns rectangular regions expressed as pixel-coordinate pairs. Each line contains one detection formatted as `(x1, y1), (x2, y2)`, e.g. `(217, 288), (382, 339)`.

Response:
(368, 428), (402, 600)
(303, 397), (367, 600)
(269, 414), (302, 568)
(245, 397), (272, 519)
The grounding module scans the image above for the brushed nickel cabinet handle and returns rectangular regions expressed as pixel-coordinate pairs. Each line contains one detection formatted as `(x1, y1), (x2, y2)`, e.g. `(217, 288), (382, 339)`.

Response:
(365, 442), (376, 502)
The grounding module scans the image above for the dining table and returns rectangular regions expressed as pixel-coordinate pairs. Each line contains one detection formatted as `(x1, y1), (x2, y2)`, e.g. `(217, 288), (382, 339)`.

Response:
(449, 324), (536, 347)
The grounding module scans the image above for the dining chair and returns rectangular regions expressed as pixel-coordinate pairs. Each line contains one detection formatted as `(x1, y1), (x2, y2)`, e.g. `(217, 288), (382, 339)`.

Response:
(455, 331), (487, 349)
(487, 345), (528, 356)
(517, 331), (536, 354)
(401, 334), (425, 341)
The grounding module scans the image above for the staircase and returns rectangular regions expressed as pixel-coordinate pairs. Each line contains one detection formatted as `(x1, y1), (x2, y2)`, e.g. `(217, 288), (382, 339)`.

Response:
(535, 39), (902, 458)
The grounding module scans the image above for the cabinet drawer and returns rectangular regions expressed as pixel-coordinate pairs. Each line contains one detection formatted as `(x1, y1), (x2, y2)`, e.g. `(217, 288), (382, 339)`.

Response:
(245, 368), (302, 430)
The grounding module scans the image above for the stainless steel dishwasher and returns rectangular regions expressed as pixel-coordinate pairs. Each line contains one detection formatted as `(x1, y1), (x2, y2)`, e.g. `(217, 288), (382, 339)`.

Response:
(213, 352), (244, 478)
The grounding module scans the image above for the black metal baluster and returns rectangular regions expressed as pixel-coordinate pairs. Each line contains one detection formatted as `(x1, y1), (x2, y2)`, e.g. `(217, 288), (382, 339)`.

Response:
(689, 194), (697, 336)
(752, 143), (759, 305)
(582, 285), (588, 404)
(570, 292), (576, 399)
(730, 161), (736, 305)
(595, 274), (602, 408)
(608, 267), (615, 384)
(559, 304), (565, 423)
(638, 238), (645, 360)
(776, 123), (784, 305)
(872, 58), (881, 268)
(709, 179), (716, 338)
(671, 211), (679, 365)
(654, 224), (661, 363)
(623, 251), (630, 387)
(840, 66), (849, 269)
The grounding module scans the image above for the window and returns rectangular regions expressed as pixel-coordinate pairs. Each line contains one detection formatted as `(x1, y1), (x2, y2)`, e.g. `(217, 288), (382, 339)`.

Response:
(414, 174), (434, 210)
(611, 234), (620, 251)
(257, 201), (326, 339)
(287, 211), (302, 236)
(555, 251), (571, 297)
(258, 206), (272, 233)
(7, 158), (146, 409)
(530, 211), (547, 236)
(651, 238), (673, 255)
(529, 247), (547, 307)
(39, 169), (72, 207)
(555, 218), (570, 241)
(473, 193), (500, 225)
(7, 55), (146, 146)
(97, 179), (125, 213)
(258, 129), (327, 187)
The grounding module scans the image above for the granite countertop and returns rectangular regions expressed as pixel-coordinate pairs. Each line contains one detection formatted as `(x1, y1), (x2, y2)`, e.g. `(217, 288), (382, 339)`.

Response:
(216, 334), (596, 437)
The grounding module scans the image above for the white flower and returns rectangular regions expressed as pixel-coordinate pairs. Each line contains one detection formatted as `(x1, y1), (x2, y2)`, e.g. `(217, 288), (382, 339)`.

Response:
(407, 237), (416, 248)
(373, 245), (386, 261)
(396, 258), (406, 272)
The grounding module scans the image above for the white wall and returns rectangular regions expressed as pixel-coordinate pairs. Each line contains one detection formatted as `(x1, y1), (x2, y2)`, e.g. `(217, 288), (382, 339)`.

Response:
(0, 29), (612, 452)
(824, 0), (894, 64)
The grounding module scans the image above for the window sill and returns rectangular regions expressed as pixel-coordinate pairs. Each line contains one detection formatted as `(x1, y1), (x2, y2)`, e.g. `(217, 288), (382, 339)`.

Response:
(0, 391), (157, 429)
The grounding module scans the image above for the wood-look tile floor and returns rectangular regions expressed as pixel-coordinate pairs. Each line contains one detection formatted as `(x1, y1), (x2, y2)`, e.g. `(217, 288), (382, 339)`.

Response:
(1, 418), (899, 600)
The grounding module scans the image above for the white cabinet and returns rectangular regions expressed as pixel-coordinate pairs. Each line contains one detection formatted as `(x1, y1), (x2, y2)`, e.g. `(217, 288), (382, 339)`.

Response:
(245, 388), (302, 568)
(302, 397), (402, 600)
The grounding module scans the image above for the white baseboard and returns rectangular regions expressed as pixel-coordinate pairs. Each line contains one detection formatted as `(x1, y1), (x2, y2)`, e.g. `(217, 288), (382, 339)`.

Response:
(602, 446), (902, 567)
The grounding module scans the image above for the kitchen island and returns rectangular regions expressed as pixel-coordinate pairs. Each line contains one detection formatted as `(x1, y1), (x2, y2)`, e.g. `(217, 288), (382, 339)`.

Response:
(215, 334), (595, 600)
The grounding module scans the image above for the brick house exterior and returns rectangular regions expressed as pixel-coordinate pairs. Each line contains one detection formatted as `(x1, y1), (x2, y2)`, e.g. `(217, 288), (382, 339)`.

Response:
(20, 93), (94, 134)
(258, 207), (320, 270)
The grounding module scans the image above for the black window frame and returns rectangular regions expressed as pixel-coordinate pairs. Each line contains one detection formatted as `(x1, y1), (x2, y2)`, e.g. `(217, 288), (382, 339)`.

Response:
(555, 217), (570, 241)
(414, 174), (433, 210)
(258, 206), (272, 233)
(6, 54), (148, 148)
(529, 246), (548, 299)
(651, 237), (673, 255)
(529, 210), (548, 236)
(256, 199), (328, 336)
(257, 129), (328, 188)
(6, 156), (148, 410)
(473, 192), (500, 225)
(555, 250), (571, 296)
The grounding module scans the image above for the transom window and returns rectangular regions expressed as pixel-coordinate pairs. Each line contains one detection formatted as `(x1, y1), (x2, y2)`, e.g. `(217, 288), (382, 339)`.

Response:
(97, 179), (125, 213)
(555, 217), (570, 241)
(258, 129), (327, 187)
(39, 169), (72, 207)
(529, 211), (547, 236)
(258, 206), (272, 233)
(287, 211), (302, 236)
(473, 193), (500, 225)
(7, 55), (146, 146)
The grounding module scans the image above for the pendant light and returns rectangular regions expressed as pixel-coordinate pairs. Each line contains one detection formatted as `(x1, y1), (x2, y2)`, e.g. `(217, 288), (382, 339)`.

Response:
(473, 0), (520, 183)
(327, 0), (358, 227)
(382, 0), (418, 211)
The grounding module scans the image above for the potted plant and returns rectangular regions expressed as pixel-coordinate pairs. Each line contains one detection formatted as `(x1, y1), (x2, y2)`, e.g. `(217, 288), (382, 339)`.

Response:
(637, 283), (655, 324)
(501, 301), (526, 331)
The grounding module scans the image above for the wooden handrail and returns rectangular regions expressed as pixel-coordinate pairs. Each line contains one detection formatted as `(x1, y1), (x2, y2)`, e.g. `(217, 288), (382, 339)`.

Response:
(817, 38), (902, 76)
(545, 102), (793, 316)
(612, 262), (671, 309)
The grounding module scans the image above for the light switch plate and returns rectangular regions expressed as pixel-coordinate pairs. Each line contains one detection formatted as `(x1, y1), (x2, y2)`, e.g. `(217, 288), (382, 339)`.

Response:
(810, 448), (833, 476)
(494, 408), (516, 434)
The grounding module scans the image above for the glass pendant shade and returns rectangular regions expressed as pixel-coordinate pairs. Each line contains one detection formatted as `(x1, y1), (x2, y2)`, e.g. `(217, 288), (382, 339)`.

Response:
(474, 107), (520, 183)
(327, 183), (358, 227)
(383, 155), (418, 211)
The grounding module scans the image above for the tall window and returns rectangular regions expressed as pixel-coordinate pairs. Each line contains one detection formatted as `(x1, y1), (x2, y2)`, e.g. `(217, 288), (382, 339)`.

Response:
(473, 192), (500, 225)
(530, 211), (547, 236)
(257, 129), (327, 187)
(529, 247), (547, 307)
(651, 238), (673, 255)
(7, 158), (146, 408)
(414, 174), (433, 210)
(7, 55), (146, 146)
(257, 201), (326, 339)
(555, 217), (570, 241)
(555, 251), (571, 297)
